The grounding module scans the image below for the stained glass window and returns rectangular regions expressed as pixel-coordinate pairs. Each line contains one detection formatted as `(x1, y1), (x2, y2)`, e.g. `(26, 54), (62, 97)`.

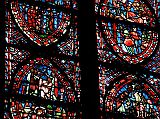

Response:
(3, 0), (160, 118)
(4, 0), (81, 118)
(96, 0), (160, 118)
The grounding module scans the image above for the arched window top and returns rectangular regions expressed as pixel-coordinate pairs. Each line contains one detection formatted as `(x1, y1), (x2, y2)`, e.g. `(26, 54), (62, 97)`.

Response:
(104, 75), (160, 118)
(100, 21), (158, 64)
(96, 0), (159, 64)
(12, 58), (76, 102)
(10, 1), (72, 46)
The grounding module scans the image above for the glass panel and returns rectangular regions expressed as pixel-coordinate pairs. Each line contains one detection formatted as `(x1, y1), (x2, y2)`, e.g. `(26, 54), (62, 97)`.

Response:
(96, 0), (160, 118)
(4, 0), (81, 118)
